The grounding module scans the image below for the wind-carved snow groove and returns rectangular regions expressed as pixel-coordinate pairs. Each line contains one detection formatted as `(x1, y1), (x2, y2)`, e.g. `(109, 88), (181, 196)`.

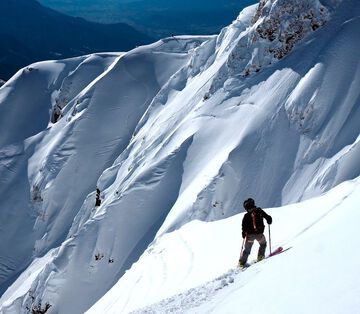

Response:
(133, 36), (217, 139)
(0, 144), (25, 184)
(50, 54), (119, 123)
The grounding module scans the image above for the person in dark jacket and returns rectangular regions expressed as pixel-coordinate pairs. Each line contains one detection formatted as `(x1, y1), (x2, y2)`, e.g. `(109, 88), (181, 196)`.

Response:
(95, 188), (101, 207)
(239, 198), (272, 267)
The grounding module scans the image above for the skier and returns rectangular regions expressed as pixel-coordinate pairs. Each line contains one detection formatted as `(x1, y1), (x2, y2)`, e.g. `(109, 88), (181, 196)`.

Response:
(53, 105), (62, 123)
(95, 188), (101, 207)
(239, 198), (272, 268)
(171, 34), (179, 43)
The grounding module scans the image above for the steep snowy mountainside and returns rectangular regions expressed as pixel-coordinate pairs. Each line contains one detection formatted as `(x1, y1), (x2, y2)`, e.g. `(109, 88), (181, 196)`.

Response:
(155, 0), (360, 233)
(0, 52), (121, 293)
(0, 36), (207, 303)
(0, 0), (359, 313)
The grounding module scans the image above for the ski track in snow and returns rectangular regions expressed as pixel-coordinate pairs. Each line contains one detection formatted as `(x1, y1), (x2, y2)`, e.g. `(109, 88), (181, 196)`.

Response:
(130, 268), (240, 314)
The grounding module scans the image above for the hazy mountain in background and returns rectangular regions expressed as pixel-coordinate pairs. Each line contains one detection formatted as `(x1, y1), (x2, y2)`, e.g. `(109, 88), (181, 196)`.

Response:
(0, 0), (152, 80)
(38, 0), (257, 38)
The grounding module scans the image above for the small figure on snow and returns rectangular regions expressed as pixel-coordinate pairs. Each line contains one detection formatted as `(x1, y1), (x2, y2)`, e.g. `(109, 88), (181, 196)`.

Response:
(95, 188), (101, 207)
(171, 34), (179, 43)
(52, 105), (62, 123)
(239, 198), (272, 268)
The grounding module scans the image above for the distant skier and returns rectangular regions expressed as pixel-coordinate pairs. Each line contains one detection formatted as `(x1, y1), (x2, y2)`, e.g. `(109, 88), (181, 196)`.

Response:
(171, 34), (179, 43)
(95, 188), (101, 207)
(239, 198), (272, 268)
(53, 105), (62, 123)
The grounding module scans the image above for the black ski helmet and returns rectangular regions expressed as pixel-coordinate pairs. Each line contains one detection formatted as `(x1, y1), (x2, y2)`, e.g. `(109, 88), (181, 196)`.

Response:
(243, 198), (255, 210)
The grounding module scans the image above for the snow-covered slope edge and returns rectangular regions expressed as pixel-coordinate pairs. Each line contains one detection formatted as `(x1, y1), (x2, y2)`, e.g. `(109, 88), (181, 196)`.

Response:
(0, 0), (359, 313)
(122, 176), (360, 314)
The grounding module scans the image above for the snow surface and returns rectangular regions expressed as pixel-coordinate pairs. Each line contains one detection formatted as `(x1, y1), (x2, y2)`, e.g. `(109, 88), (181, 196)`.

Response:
(0, 0), (359, 313)
(124, 177), (360, 314)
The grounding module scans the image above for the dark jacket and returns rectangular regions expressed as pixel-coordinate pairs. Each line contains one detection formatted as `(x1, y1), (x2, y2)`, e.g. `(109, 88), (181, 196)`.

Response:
(242, 207), (272, 235)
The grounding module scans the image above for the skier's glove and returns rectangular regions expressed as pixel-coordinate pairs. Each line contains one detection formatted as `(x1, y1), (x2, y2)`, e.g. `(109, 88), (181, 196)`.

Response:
(242, 231), (246, 239)
(267, 216), (273, 225)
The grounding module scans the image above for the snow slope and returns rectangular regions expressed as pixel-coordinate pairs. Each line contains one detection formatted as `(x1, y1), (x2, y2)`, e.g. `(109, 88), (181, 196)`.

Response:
(120, 177), (360, 314)
(0, 0), (359, 313)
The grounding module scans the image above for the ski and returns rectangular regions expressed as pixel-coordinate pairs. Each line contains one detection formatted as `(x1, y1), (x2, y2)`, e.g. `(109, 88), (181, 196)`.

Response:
(238, 246), (290, 270)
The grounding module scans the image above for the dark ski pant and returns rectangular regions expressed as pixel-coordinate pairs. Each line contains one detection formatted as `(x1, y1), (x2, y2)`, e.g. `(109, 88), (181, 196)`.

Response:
(239, 233), (267, 264)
